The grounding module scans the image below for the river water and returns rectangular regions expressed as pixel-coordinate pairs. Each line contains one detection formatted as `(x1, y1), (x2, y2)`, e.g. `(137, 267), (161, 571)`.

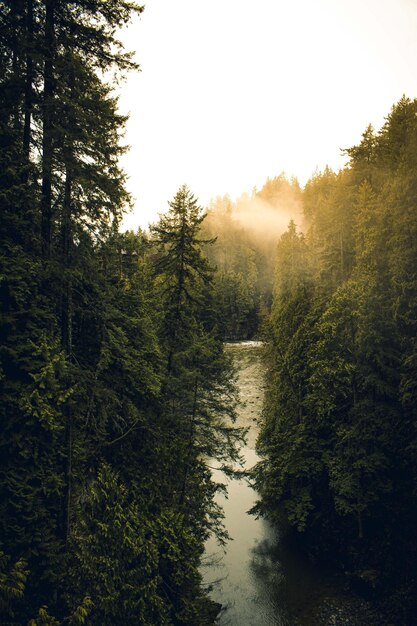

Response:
(202, 341), (381, 626)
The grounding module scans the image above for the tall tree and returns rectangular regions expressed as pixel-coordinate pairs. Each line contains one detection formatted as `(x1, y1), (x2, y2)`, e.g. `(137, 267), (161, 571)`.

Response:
(151, 185), (244, 531)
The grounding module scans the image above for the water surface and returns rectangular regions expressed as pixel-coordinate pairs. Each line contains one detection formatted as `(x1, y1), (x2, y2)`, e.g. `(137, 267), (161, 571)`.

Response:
(202, 341), (379, 626)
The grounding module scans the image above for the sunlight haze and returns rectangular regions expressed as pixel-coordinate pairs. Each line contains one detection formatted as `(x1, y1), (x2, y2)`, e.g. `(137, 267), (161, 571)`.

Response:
(118, 0), (417, 229)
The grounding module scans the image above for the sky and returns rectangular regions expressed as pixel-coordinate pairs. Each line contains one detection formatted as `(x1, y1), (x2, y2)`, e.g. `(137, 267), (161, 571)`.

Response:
(118, 0), (417, 230)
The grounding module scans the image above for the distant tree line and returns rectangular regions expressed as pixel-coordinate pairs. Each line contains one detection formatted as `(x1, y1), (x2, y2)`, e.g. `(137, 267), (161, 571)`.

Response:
(253, 97), (417, 624)
(202, 175), (301, 340)
(0, 2), (242, 623)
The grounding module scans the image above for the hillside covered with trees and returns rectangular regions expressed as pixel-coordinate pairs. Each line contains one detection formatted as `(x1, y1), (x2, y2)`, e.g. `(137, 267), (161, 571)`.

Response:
(0, 2), (243, 623)
(201, 175), (301, 340)
(253, 97), (417, 624)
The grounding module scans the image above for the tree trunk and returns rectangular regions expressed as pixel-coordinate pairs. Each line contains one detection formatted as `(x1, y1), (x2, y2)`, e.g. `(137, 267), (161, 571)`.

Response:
(61, 61), (75, 546)
(340, 229), (344, 280)
(357, 507), (364, 540)
(22, 0), (34, 178)
(10, 1), (21, 130)
(179, 377), (198, 507)
(41, 0), (55, 258)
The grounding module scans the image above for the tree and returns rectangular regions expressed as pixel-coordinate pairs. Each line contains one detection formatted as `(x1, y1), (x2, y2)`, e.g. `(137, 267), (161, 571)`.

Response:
(150, 185), (244, 534)
(151, 185), (214, 366)
(0, 0), (145, 618)
(253, 222), (324, 532)
(66, 464), (167, 626)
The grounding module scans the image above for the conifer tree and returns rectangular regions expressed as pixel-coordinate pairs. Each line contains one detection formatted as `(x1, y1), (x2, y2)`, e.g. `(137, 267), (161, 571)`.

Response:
(150, 185), (244, 541)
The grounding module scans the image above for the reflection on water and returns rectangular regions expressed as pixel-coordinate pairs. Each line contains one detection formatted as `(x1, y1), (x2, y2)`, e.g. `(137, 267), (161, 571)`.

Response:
(202, 341), (382, 626)
(248, 520), (328, 626)
(202, 342), (323, 626)
(202, 340), (287, 625)
(203, 448), (323, 626)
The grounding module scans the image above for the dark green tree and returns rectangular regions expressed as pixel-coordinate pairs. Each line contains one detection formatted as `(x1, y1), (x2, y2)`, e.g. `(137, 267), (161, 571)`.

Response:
(148, 187), (244, 622)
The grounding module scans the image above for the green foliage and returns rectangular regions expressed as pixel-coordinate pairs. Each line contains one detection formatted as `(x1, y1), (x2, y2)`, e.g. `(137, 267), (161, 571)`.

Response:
(67, 463), (168, 625)
(0, 3), (225, 625)
(0, 551), (28, 617)
(255, 98), (417, 619)
(28, 606), (61, 626)
(27, 597), (93, 626)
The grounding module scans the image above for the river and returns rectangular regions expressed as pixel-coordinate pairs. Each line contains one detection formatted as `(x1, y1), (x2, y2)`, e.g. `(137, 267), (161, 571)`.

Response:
(202, 341), (382, 626)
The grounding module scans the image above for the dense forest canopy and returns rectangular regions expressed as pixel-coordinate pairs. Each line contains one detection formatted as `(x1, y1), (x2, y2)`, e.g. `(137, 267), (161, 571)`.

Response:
(1, 0), (417, 623)
(253, 96), (417, 623)
(0, 2), (242, 623)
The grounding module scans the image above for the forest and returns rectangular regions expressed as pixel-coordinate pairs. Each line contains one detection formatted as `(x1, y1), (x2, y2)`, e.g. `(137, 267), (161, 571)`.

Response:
(1, 0), (417, 624)
(0, 1), (244, 623)
(253, 101), (417, 623)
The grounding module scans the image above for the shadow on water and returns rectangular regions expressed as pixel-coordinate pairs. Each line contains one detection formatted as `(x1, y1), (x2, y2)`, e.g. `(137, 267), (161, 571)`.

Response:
(247, 519), (330, 626)
(203, 464), (327, 626)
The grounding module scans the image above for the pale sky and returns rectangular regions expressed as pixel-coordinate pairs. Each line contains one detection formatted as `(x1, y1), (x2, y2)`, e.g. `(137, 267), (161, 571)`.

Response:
(118, 0), (417, 230)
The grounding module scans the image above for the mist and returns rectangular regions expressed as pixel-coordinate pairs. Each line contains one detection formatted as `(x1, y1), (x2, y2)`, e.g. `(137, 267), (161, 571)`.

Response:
(232, 190), (304, 243)
(204, 174), (305, 248)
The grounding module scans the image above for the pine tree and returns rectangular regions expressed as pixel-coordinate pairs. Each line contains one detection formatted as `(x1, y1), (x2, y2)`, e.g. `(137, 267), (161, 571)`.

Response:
(149, 187), (244, 620)
(253, 222), (324, 531)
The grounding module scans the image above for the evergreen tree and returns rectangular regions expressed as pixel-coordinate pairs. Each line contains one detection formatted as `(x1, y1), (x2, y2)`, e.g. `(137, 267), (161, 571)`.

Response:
(150, 185), (244, 515)
(253, 222), (324, 531)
